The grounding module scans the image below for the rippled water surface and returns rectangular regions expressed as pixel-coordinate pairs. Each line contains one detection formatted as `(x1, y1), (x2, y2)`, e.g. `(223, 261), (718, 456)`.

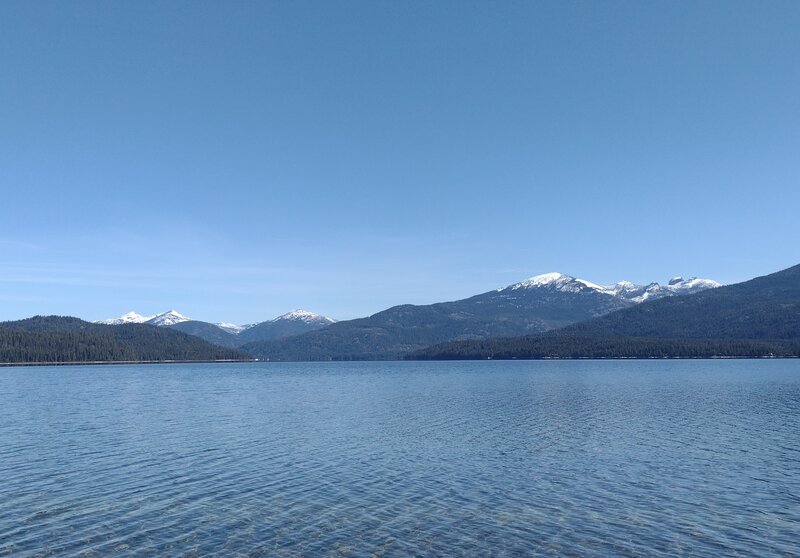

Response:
(1, 360), (799, 557)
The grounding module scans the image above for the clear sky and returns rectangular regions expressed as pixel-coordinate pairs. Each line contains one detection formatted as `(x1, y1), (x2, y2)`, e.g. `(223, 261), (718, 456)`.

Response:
(1, 1), (798, 323)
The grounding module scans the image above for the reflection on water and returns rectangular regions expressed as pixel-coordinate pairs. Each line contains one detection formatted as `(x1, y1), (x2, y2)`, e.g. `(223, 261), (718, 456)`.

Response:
(1, 360), (798, 556)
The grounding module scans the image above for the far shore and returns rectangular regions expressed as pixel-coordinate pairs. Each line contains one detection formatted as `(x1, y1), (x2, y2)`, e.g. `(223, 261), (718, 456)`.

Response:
(0, 359), (258, 368)
(2, 355), (798, 368)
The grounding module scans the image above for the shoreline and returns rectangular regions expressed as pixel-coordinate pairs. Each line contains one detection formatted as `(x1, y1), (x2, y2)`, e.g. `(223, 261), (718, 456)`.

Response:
(2, 355), (797, 368)
(0, 359), (258, 368)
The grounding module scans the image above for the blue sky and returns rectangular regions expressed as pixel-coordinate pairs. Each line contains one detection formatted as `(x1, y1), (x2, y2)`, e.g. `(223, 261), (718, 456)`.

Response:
(1, 1), (798, 323)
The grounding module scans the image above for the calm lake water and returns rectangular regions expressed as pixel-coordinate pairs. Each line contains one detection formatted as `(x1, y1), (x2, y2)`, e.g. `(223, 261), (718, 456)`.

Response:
(0, 360), (798, 557)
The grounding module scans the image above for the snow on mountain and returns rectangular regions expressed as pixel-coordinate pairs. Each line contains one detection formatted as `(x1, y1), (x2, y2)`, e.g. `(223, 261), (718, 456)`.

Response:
(667, 277), (722, 291)
(605, 280), (646, 297)
(503, 273), (616, 295)
(617, 277), (722, 303)
(95, 311), (154, 325)
(501, 272), (721, 303)
(97, 310), (191, 327)
(509, 272), (567, 289)
(145, 310), (192, 327)
(271, 310), (336, 325)
(604, 281), (656, 302)
(95, 275), (718, 334)
(96, 309), (334, 335)
(215, 322), (247, 334)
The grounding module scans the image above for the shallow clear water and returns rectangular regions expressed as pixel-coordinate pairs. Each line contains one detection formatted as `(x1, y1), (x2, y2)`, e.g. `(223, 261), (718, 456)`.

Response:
(0, 360), (798, 557)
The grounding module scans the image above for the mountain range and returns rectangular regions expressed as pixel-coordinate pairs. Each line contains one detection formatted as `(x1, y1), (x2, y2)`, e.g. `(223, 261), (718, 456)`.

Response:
(14, 265), (799, 364)
(97, 310), (193, 326)
(96, 309), (336, 349)
(412, 264), (800, 360)
(240, 273), (721, 361)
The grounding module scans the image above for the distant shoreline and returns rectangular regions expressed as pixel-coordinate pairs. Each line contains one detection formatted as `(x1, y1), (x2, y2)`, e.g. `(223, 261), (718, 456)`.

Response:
(410, 355), (800, 361)
(3, 356), (797, 368)
(0, 359), (258, 368)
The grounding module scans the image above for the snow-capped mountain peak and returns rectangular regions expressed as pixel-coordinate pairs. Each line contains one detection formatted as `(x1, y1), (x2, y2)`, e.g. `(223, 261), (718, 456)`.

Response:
(215, 322), (247, 334)
(611, 276), (722, 303)
(666, 277), (722, 291)
(505, 272), (573, 290)
(499, 271), (721, 304)
(272, 310), (336, 324)
(503, 272), (615, 295)
(96, 309), (335, 334)
(96, 310), (191, 327)
(604, 280), (646, 297)
(146, 310), (191, 327)
(95, 311), (154, 325)
(519, 272), (568, 287)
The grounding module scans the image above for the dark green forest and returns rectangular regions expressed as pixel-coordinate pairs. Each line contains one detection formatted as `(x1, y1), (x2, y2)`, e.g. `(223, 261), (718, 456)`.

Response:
(169, 320), (241, 348)
(0, 316), (248, 364)
(411, 333), (800, 360)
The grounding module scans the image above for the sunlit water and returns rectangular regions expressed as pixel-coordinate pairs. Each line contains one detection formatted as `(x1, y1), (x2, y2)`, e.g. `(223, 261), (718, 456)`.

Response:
(1, 360), (798, 557)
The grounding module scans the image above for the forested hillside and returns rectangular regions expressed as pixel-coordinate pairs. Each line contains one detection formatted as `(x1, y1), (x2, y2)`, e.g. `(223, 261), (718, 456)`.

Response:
(412, 333), (800, 360)
(0, 316), (248, 363)
(169, 320), (241, 348)
(241, 281), (633, 361)
(560, 264), (800, 340)
(411, 264), (800, 360)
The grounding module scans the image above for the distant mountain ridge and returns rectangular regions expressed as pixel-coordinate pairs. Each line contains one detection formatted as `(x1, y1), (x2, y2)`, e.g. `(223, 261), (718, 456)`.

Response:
(96, 310), (192, 327)
(236, 311), (336, 345)
(88, 271), (721, 360)
(97, 309), (336, 348)
(605, 276), (721, 303)
(96, 311), (154, 325)
(411, 264), (800, 360)
(503, 272), (720, 303)
(242, 272), (720, 361)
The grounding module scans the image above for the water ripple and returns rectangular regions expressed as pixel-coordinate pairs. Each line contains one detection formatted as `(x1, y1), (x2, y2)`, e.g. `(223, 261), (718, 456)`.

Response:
(1, 360), (799, 556)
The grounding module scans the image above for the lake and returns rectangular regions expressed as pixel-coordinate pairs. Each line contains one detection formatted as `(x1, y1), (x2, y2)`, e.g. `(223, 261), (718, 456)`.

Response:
(0, 360), (798, 556)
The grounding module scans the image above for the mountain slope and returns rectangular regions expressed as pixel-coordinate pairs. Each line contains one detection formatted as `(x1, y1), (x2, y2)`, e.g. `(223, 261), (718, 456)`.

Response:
(145, 310), (192, 327)
(241, 274), (643, 361)
(411, 264), (800, 359)
(88, 272), (718, 359)
(0, 316), (248, 363)
(96, 311), (153, 325)
(168, 321), (241, 348)
(97, 309), (335, 347)
(97, 310), (193, 327)
(607, 276), (722, 303)
(563, 264), (800, 340)
(236, 310), (336, 344)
